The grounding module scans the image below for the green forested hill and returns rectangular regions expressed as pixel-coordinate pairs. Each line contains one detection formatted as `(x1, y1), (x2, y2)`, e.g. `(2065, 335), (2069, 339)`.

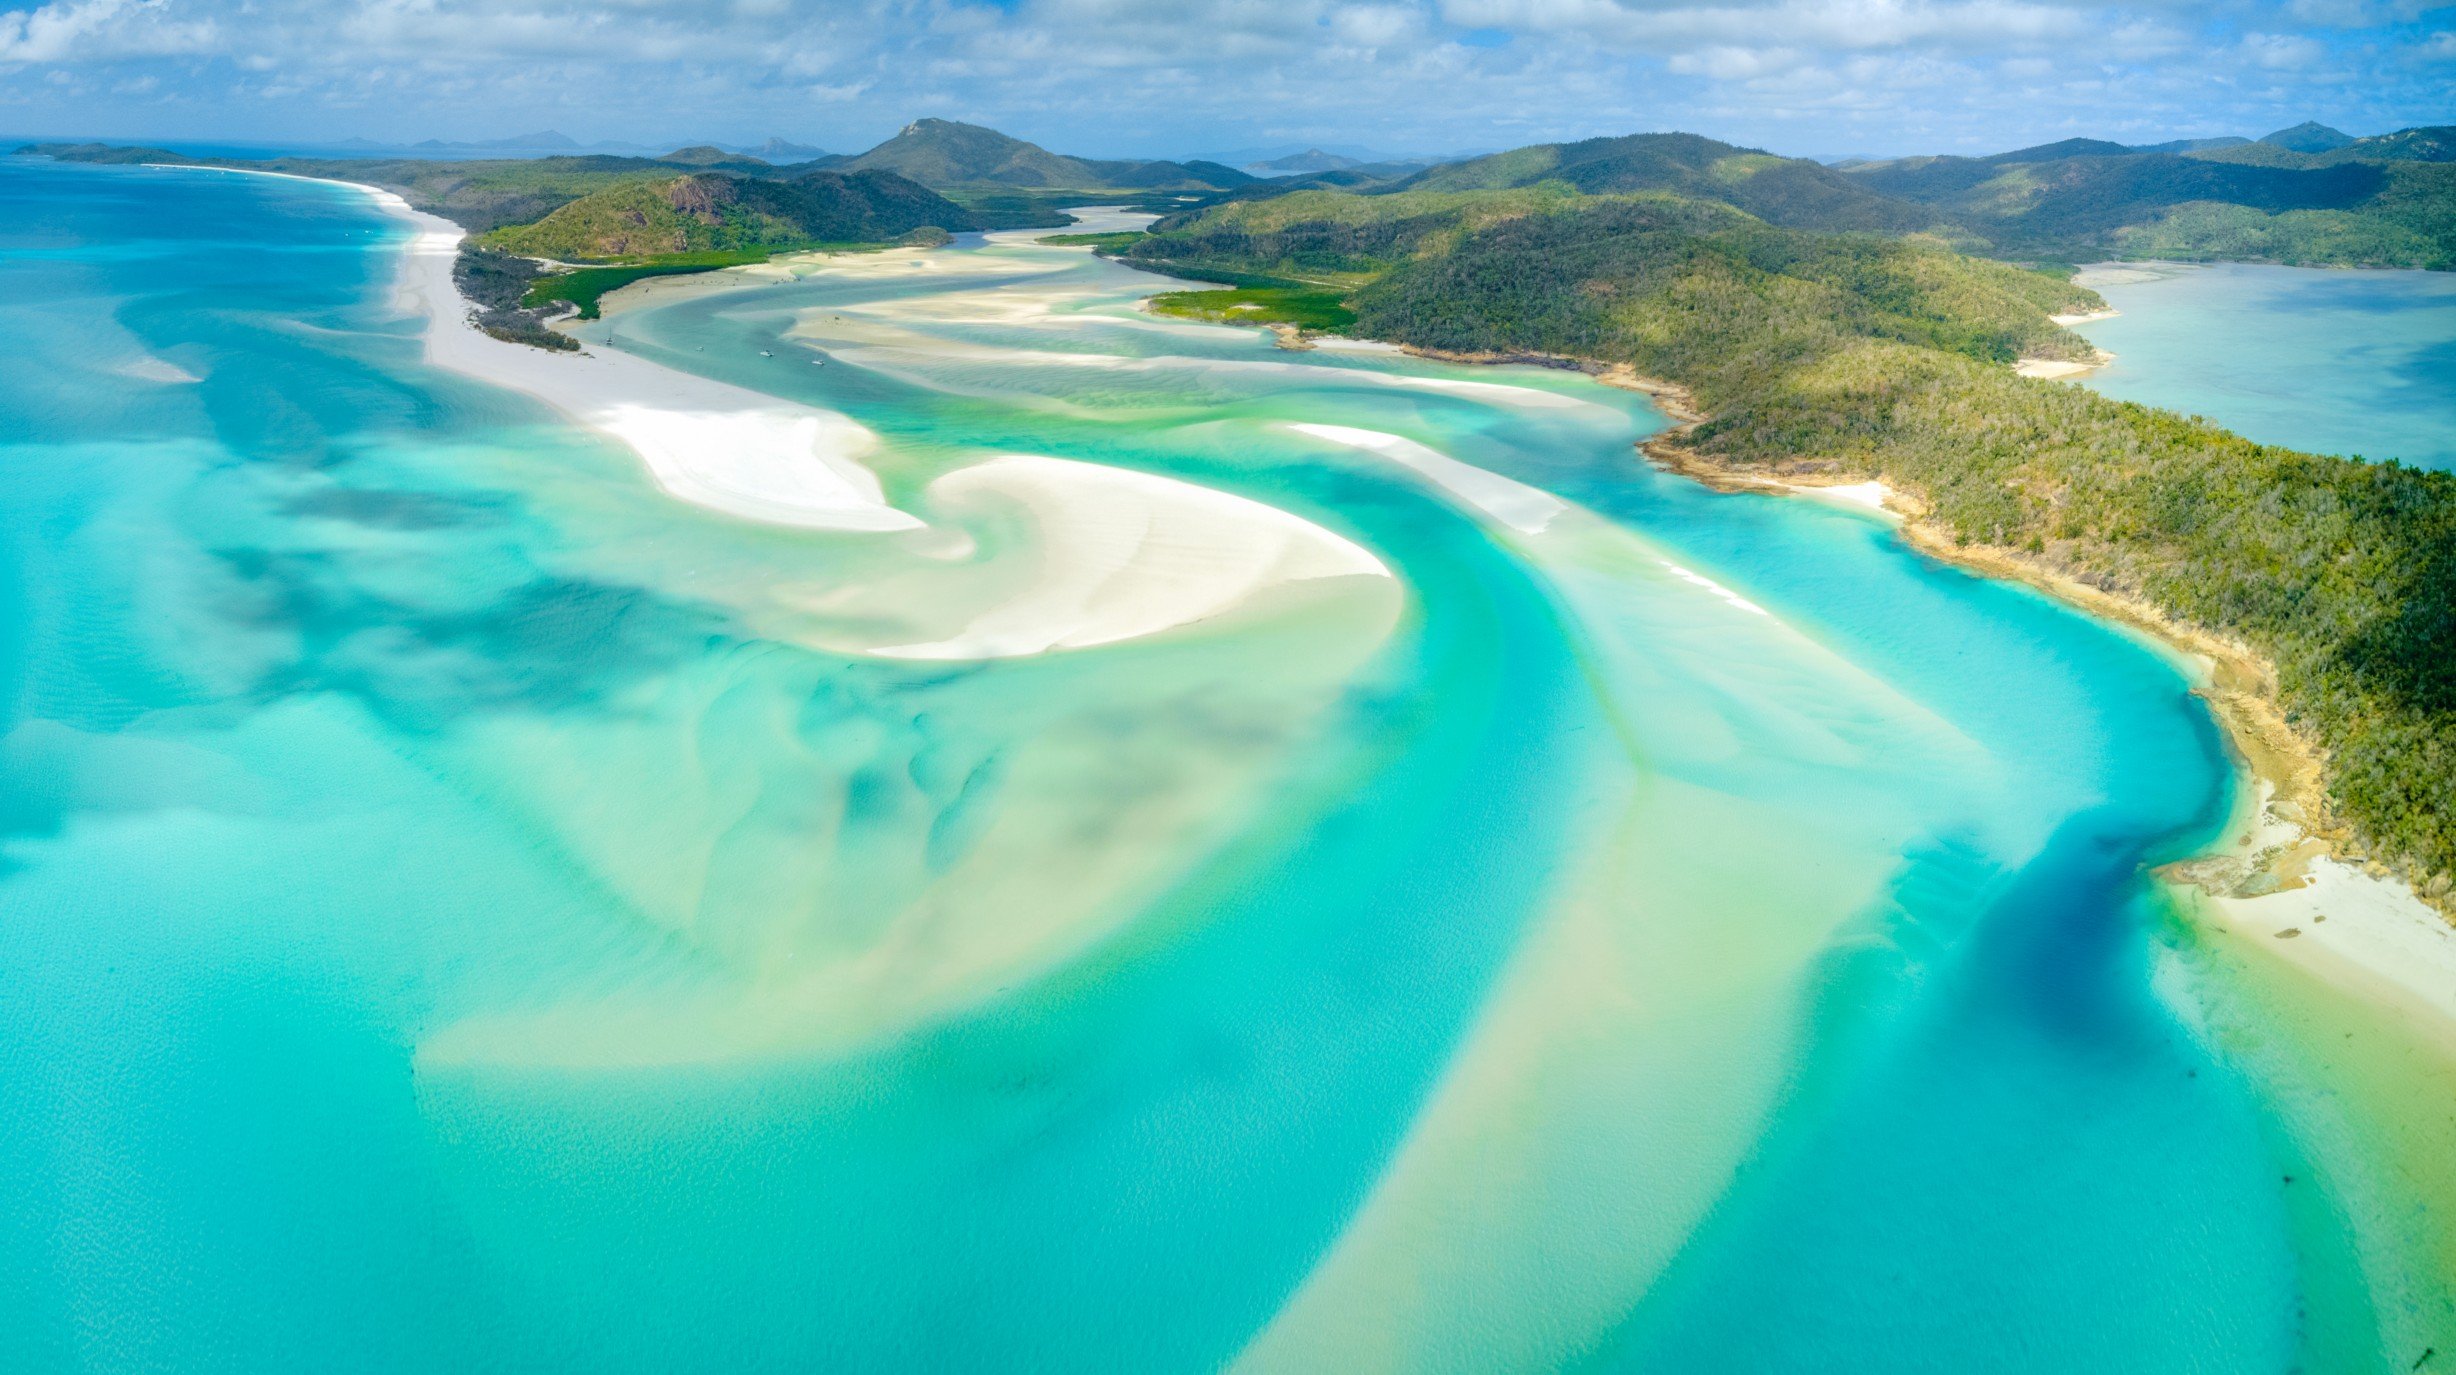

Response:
(2335, 126), (2456, 163)
(24, 118), (2456, 271)
(842, 118), (1251, 193)
(1131, 186), (1607, 276)
(1130, 190), (2456, 896)
(14, 143), (694, 230)
(2182, 129), (2456, 170)
(1309, 123), (2456, 270)
(481, 171), (974, 258)
(2261, 121), (2357, 153)
(1138, 191), (2097, 362)
(1844, 138), (2453, 267)
(1393, 132), (1933, 232)
(845, 118), (1098, 186)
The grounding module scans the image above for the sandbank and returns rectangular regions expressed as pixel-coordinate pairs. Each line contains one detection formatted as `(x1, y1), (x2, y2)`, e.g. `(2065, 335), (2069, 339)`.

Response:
(2204, 855), (2456, 1051)
(1283, 422), (1566, 534)
(247, 170), (923, 533)
(802, 328), (1612, 415)
(117, 356), (201, 384)
(859, 454), (1393, 659)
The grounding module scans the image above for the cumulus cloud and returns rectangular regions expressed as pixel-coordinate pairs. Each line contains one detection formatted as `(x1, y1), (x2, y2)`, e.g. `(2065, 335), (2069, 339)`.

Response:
(0, 0), (212, 63)
(0, 0), (2447, 158)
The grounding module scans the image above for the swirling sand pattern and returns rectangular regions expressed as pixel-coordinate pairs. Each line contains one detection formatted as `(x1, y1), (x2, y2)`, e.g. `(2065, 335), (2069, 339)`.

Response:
(0, 158), (2450, 1374)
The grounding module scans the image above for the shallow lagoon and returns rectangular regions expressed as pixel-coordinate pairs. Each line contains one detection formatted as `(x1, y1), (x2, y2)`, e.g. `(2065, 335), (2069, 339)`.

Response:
(2073, 261), (2456, 471)
(0, 158), (2450, 1372)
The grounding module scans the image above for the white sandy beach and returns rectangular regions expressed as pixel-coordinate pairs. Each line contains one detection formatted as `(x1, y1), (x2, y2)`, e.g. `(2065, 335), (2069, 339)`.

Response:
(381, 203), (926, 533)
(859, 455), (1392, 659)
(156, 166), (927, 532)
(1789, 479), (1894, 513)
(2210, 856), (2456, 1046)
(2015, 354), (2112, 380)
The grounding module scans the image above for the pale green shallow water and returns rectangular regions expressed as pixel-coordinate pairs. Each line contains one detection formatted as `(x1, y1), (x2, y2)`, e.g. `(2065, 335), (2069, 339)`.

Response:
(2072, 261), (2456, 470)
(0, 160), (2451, 1373)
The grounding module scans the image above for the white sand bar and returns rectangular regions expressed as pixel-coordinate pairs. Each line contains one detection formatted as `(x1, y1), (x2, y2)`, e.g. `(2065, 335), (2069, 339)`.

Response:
(2213, 858), (2456, 1039)
(870, 455), (1392, 659)
(1285, 422), (1567, 534)
(164, 165), (914, 532)
(381, 196), (921, 532)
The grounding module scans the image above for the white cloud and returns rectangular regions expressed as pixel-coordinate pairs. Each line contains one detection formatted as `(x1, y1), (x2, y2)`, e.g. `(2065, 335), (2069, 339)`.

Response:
(0, 0), (2446, 161)
(1438, 0), (2090, 52)
(0, 0), (213, 63)
(2240, 30), (2327, 68)
(1665, 44), (1803, 79)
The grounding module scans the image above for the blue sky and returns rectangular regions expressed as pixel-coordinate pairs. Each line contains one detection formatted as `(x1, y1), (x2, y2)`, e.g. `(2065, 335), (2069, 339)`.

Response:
(2, 0), (2451, 159)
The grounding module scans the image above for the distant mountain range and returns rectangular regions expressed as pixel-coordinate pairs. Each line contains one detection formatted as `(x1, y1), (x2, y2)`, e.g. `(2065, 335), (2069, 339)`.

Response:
(1838, 119), (2456, 265)
(24, 113), (2455, 269)
(1164, 117), (2456, 269)
(1246, 148), (1365, 175)
(1393, 131), (1930, 233)
(409, 130), (581, 151)
(1238, 147), (1448, 181)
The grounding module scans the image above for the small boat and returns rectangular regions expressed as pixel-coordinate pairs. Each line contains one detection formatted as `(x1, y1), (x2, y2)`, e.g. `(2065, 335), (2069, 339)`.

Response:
(758, 350), (773, 357)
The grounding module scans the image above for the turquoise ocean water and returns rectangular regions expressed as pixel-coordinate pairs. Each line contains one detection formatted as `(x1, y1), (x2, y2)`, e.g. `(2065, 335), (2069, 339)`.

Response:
(2072, 261), (2456, 470)
(0, 159), (2449, 1372)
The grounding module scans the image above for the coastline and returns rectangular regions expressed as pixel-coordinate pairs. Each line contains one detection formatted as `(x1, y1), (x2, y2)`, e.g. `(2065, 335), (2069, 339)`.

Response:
(1394, 341), (2361, 866)
(264, 169), (1397, 659)
(2013, 348), (2114, 380)
(1084, 268), (2449, 920)
(384, 203), (926, 533)
(1626, 374), (2456, 1029)
(1376, 334), (2456, 1034)
(224, 171), (2456, 1019)
(164, 163), (929, 533)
